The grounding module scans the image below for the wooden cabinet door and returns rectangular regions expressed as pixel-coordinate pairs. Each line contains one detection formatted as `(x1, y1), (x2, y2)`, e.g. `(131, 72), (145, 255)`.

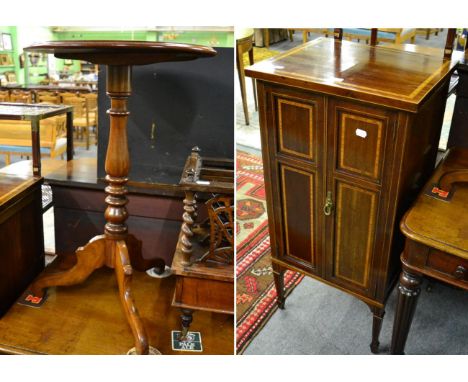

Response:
(324, 99), (397, 298)
(260, 83), (325, 275)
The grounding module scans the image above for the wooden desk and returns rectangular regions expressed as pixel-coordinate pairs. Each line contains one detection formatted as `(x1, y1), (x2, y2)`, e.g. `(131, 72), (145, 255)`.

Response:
(0, 264), (233, 354)
(0, 174), (44, 317)
(391, 147), (468, 354)
(246, 37), (456, 353)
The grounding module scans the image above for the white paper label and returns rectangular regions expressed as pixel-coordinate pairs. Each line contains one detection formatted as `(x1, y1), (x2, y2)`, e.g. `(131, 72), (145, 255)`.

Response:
(355, 128), (367, 138)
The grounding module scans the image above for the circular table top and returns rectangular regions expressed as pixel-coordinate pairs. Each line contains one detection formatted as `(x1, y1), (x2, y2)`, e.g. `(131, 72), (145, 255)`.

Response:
(24, 40), (217, 65)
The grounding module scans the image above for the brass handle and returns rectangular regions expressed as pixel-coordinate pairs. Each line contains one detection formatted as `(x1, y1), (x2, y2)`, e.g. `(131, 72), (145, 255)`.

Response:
(454, 265), (466, 280)
(323, 191), (334, 216)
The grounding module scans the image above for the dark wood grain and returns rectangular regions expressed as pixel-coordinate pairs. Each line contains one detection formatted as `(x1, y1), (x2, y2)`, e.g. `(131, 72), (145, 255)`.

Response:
(25, 40), (217, 65)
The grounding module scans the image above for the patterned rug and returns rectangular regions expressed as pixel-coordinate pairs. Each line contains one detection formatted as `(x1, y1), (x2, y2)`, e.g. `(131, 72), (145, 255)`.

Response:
(236, 150), (304, 354)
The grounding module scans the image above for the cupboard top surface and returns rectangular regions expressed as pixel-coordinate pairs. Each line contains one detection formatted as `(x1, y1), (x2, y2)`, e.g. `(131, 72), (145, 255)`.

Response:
(0, 174), (39, 206)
(245, 38), (456, 112)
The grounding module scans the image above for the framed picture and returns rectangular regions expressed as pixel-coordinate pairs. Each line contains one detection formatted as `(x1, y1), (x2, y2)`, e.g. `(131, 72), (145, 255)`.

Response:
(0, 54), (13, 66)
(2, 33), (12, 51)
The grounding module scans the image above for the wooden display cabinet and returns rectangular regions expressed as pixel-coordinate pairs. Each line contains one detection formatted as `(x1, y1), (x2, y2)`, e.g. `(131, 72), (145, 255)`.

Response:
(246, 37), (457, 353)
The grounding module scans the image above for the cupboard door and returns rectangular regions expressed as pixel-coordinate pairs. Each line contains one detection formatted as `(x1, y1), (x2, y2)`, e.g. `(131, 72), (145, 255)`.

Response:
(328, 180), (380, 294)
(261, 84), (325, 274)
(278, 163), (318, 270)
(325, 99), (396, 297)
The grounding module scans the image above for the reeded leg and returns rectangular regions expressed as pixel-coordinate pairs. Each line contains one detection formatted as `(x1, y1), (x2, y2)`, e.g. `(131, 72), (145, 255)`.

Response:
(369, 306), (385, 354)
(272, 263), (286, 309)
(180, 308), (194, 340)
(390, 266), (423, 355)
(115, 240), (149, 355)
(30, 235), (107, 297)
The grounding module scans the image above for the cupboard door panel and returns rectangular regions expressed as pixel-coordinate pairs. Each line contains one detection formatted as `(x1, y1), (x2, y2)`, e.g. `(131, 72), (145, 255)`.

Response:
(330, 181), (379, 294)
(279, 163), (317, 269)
(277, 98), (315, 161)
(332, 102), (394, 184)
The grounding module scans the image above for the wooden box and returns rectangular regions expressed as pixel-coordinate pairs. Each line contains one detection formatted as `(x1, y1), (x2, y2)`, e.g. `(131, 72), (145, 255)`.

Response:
(0, 175), (44, 317)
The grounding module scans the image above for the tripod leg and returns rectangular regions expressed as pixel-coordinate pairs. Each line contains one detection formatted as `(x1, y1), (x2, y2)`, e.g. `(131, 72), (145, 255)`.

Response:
(30, 235), (107, 297)
(115, 240), (149, 355)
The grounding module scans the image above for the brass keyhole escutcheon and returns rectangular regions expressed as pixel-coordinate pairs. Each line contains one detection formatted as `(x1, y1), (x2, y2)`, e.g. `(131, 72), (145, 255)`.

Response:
(324, 191), (334, 216)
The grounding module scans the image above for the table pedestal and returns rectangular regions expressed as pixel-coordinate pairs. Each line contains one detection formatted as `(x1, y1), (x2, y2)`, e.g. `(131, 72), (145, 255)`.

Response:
(30, 66), (155, 355)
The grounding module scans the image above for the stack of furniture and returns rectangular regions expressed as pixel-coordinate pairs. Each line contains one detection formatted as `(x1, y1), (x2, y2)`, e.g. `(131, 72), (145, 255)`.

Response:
(171, 147), (234, 339)
(246, 35), (458, 353)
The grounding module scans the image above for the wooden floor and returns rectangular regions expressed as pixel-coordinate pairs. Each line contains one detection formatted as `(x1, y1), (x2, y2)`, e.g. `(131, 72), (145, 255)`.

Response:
(0, 259), (234, 355)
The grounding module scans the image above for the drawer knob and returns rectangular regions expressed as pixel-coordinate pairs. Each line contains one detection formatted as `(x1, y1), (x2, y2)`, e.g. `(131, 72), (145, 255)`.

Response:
(454, 265), (466, 279)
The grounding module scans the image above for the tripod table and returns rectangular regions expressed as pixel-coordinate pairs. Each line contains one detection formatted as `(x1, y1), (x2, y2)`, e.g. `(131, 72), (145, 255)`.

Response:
(24, 40), (216, 355)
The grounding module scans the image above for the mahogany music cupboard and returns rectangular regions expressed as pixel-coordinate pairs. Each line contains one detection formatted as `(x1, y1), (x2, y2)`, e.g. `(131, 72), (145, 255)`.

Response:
(245, 38), (457, 352)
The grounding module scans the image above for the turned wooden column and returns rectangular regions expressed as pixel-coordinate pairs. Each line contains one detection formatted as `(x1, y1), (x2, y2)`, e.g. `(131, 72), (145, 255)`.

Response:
(104, 65), (131, 242)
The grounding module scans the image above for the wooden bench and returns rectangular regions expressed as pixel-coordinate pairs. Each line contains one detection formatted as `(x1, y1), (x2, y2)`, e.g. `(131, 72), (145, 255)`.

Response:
(0, 115), (67, 166)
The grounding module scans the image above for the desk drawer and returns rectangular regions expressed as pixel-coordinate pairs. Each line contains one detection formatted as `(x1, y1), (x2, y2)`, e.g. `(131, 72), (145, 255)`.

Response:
(426, 249), (468, 284)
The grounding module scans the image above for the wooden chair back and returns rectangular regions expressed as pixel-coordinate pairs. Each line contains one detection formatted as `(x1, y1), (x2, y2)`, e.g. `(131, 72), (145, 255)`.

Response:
(334, 28), (459, 59)
(63, 96), (86, 119)
(0, 90), (9, 102)
(10, 92), (32, 103)
(37, 94), (61, 104)
(60, 92), (80, 103)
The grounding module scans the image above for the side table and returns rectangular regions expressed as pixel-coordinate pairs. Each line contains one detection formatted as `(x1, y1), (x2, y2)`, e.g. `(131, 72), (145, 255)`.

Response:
(0, 103), (73, 176)
(391, 147), (468, 354)
(24, 41), (216, 355)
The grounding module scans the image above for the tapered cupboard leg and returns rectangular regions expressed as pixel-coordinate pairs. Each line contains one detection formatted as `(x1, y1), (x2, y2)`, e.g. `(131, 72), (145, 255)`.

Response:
(272, 263), (286, 309)
(369, 305), (385, 354)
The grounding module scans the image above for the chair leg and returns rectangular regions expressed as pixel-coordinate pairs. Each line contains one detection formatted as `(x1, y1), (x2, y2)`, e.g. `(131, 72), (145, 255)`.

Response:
(86, 126), (90, 150)
(236, 45), (249, 125)
(248, 47), (258, 111)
